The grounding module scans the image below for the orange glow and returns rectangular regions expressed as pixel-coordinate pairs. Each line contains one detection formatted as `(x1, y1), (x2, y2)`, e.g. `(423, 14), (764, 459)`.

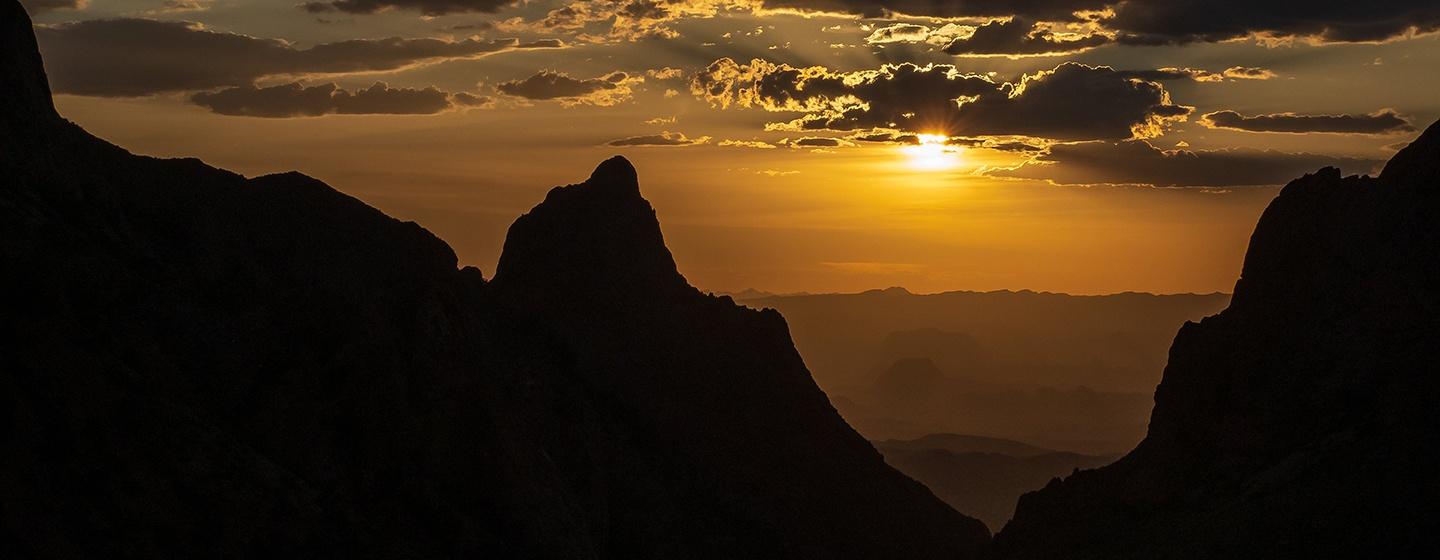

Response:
(901, 134), (962, 171)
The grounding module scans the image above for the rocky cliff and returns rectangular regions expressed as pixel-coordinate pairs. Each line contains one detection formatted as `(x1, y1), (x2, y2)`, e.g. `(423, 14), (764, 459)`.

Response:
(0, 1), (986, 557)
(994, 121), (1440, 558)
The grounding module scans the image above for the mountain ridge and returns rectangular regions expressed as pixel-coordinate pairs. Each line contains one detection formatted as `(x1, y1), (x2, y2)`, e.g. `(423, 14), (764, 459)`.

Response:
(0, 2), (987, 557)
(993, 120), (1440, 558)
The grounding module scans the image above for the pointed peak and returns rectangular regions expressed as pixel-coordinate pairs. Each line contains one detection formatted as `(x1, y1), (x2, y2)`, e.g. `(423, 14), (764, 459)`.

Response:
(492, 156), (686, 300)
(2, 0), (59, 125)
(586, 155), (639, 193)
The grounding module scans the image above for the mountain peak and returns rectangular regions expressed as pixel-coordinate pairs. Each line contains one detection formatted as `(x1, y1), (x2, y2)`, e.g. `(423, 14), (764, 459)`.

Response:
(492, 157), (687, 304)
(589, 155), (639, 190)
(2, 0), (58, 126)
(1379, 119), (1440, 188)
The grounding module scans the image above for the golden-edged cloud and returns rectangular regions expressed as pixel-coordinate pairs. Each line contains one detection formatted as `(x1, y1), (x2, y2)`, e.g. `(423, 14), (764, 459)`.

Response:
(190, 82), (480, 117)
(993, 140), (1384, 187)
(692, 59), (1191, 141)
(497, 70), (642, 106)
(1199, 109), (1416, 134)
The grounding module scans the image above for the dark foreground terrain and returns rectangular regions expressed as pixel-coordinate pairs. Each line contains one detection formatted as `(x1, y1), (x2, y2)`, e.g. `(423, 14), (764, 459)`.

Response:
(995, 120), (1440, 558)
(0, 2), (985, 557)
(5, 0), (1440, 557)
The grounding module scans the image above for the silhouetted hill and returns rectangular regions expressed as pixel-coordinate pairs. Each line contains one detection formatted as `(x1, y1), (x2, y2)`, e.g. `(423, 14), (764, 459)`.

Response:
(871, 357), (947, 407)
(0, 3), (987, 557)
(994, 121), (1440, 558)
(874, 435), (1115, 532)
(737, 289), (1230, 394)
(877, 433), (1058, 458)
(736, 289), (1228, 453)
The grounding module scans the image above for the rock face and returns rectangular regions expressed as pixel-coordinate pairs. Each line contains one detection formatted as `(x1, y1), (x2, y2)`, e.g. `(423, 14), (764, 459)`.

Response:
(0, 2), (987, 558)
(994, 121), (1440, 558)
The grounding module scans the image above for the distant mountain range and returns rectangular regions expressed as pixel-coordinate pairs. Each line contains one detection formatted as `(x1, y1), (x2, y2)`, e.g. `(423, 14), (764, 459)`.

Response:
(736, 288), (1229, 453)
(874, 434), (1117, 531)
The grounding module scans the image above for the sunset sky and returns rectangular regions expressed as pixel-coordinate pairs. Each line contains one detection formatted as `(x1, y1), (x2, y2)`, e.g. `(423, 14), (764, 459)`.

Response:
(25, 0), (1440, 294)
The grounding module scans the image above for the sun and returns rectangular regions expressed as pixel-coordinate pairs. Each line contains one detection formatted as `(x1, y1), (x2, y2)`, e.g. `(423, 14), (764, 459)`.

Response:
(901, 134), (962, 171)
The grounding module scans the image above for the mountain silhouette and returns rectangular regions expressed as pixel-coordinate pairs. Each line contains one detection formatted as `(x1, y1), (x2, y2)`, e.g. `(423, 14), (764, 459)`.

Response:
(874, 435), (1116, 532)
(0, 2), (986, 557)
(994, 120), (1440, 558)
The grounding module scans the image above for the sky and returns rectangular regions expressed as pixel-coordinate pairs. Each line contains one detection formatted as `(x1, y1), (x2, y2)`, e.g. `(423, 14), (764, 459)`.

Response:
(23, 0), (1440, 295)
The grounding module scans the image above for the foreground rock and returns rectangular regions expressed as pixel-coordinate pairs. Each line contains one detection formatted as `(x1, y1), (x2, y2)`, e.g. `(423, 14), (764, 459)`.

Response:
(994, 121), (1440, 558)
(0, 2), (986, 557)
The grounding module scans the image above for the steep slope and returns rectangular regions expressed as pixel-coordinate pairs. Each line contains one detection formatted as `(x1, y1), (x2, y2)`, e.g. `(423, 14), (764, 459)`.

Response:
(875, 435), (1116, 530)
(487, 155), (989, 555)
(994, 121), (1440, 558)
(0, 2), (986, 557)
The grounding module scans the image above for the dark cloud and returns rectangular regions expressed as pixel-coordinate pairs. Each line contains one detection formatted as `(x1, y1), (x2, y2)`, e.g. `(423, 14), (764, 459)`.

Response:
(497, 71), (618, 99)
(851, 131), (921, 144)
(941, 18), (1110, 56)
(34, 18), (555, 96)
(763, 0), (1439, 43)
(863, 23), (931, 44)
(993, 140), (1383, 187)
(693, 59), (1191, 141)
(761, 0), (1105, 20)
(300, 0), (517, 16)
(1200, 110), (1416, 134)
(1109, 0), (1440, 44)
(189, 82), (465, 117)
(788, 137), (848, 147)
(1119, 66), (1276, 82)
(450, 92), (493, 107)
(607, 130), (710, 146)
(19, 0), (85, 14)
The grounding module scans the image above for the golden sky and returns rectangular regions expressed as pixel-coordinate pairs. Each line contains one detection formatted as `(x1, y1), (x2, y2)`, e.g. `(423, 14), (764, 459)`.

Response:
(26, 0), (1440, 294)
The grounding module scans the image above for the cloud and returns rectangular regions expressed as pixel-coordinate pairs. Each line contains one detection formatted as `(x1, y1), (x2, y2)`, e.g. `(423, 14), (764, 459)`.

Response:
(992, 140), (1384, 187)
(850, 130), (920, 144)
(692, 59), (1191, 141)
(718, 139), (778, 148)
(451, 92), (494, 108)
(1219, 66), (1277, 80)
(1199, 109), (1416, 134)
(941, 18), (1110, 56)
(607, 131), (711, 146)
(1108, 0), (1440, 44)
(864, 24), (931, 44)
(19, 0), (86, 14)
(496, 70), (640, 106)
(647, 66), (685, 80)
(762, 0), (1440, 44)
(761, 0), (1105, 20)
(34, 18), (557, 96)
(1119, 66), (1277, 82)
(503, 0), (739, 43)
(189, 82), (480, 117)
(782, 137), (855, 148)
(300, 0), (517, 16)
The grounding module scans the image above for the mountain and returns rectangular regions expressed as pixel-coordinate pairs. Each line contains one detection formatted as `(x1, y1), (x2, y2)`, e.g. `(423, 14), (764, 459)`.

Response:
(735, 289), (1228, 454)
(994, 121), (1440, 558)
(874, 435), (1116, 532)
(876, 433), (1061, 458)
(0, 3), (987, 557)
(735, 289), (1231, 394)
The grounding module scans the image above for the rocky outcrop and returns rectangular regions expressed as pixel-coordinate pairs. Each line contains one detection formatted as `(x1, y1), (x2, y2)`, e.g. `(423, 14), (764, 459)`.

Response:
(0, 2), (986, 557)
(994, 121), (1440, 558)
